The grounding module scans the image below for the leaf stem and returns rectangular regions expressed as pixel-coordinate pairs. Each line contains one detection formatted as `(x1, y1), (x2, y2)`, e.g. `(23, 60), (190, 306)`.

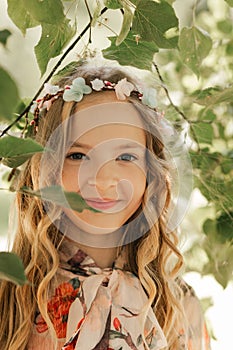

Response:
(0, 7), (108, 138)
(153, 61), (200, 151)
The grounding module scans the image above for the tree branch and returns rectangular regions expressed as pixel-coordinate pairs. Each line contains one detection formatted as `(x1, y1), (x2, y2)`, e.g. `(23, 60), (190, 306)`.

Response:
(153, 61), (200, 150)
(0, 7), (108, 138)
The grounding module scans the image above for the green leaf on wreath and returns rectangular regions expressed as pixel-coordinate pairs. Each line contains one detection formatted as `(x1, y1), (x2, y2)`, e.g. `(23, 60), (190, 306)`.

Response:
(0, 67), (19, 121)
(0, 252), (27, 285)
(132, 0), (179, 48)
(0, 135), (44, 168)
(179, 26), (212, 77)
(103, 32), (158, 70)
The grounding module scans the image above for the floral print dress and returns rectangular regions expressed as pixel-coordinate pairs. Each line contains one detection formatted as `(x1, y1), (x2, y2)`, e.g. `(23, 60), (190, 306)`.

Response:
(28, 237), (210, 350)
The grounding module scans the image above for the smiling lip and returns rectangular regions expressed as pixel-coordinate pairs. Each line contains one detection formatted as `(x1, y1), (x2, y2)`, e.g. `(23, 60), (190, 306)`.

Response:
(85, 198), (119, 210)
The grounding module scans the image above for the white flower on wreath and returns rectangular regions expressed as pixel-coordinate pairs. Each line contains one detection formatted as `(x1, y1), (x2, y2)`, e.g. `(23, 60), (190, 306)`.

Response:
(91, 78), (105, 91)
(44, 83), (60, 95)
(114, 78), (134, 100)
(141, 87), (157, 108)
(63, 77), (92, 102)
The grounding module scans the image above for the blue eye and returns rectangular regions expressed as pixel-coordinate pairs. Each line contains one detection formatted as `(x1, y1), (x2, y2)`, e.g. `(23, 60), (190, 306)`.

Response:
(117, 153), (137, 162)
(66, 152), (89, 160)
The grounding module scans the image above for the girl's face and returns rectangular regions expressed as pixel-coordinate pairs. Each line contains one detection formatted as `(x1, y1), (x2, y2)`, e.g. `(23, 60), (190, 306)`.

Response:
(62, 93), (147, 235)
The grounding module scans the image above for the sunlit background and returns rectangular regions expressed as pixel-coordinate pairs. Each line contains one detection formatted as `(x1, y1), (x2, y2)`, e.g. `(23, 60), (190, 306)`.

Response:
(1, 0), (233, 349)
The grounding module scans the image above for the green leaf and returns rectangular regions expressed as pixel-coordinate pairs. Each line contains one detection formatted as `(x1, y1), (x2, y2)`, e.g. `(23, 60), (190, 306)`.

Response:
(35, 19), (75, 76)
(24, 0), (65, 24)
(191, 122), (214, 144)
(0, 135), (44, 168)
(91, 1), (102, 27)
(7, 0), (38, 34)
(103, 32), (158, 70)
(217, 20), (233, 34)
(104, 0), (122, 9)
(203, 218), (217, 237)
(179, 26), (212, 76)
(0, 67), (19, 121)
(132, 0), (179, 48)
(0, 29), (11, 47)
(193, 86), (233, 106)
(116, 5), (133, 46)
(225, 0), (233, 6)
(0, 252), (27, 285)
(20, 185), (99, 213)
(198, 109), (216, 122)
(221, 153), (233, 174)
(217, 212), (233, 242)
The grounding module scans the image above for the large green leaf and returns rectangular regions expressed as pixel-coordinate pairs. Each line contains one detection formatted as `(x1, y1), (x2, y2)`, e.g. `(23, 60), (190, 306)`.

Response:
(191, 122), (214, 145)
(132, 0), (179, 48)
(35, 19), (75, 76)
(217, 212), (233, 243)
(0, 135), (44, 168)
(0, 252), (27, 285)
(179, 26), (212, 76)
(103, 32), (158, 70)
(193, 86), (233, 106)
(225, 0), (233, 6)
(104, 0), (122, 9)
(116, 4), (134, 46)
(0, 29), (11, 47)
(0, 67), (19, 121)
(20, 185), (99, 213)
(24, 0), (65, 24)
(7, 0), (38, 34)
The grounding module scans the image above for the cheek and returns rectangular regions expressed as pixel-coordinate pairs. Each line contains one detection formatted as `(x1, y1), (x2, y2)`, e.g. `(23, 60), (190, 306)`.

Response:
(62, 164), (80, 191)
(119, 170), (146, 204)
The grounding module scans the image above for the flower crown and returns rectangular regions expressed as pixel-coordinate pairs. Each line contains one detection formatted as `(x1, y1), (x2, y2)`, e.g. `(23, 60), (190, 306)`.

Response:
(30, 77), (160, 133)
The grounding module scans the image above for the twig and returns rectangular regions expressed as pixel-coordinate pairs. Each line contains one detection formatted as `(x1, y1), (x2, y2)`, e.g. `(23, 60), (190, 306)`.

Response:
(84, 0), (93, 43)
(0, 7), (108, 138)
(152, 61), (200, 151)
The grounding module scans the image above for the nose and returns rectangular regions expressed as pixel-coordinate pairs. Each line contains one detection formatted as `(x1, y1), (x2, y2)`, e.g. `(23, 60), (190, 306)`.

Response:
(87, 161), (118, 191)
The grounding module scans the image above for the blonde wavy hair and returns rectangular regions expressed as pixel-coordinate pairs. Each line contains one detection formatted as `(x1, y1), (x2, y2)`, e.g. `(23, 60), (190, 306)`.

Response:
(0, 63), (186, 349)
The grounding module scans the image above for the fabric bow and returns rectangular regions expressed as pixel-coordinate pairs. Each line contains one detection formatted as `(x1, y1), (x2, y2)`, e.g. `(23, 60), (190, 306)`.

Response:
(62, 268), (167, 350)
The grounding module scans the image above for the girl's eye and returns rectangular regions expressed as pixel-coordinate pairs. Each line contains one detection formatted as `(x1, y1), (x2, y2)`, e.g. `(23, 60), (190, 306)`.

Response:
(66, 152), (89, 160)
(117, 153), (137, 162)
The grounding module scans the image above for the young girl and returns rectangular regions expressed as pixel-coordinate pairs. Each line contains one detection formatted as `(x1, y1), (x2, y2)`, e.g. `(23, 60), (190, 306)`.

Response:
(0, 61), (210, 349)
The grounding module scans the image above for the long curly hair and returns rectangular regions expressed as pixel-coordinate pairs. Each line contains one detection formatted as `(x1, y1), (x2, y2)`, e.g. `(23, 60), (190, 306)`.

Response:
(0, 62), (186, 349)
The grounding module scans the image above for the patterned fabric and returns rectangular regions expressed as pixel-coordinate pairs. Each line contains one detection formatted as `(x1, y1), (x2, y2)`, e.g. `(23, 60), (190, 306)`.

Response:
(28, 237), (211, 350)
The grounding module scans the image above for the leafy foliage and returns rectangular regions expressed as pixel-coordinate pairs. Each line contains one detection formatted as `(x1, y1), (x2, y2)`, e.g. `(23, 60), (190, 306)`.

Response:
(0, 135), (44, 167)
(0, 0), (233, 290)
(20, 185), (99, 213)
(0, 67), (19, 121)
(0, 252), (27, 285)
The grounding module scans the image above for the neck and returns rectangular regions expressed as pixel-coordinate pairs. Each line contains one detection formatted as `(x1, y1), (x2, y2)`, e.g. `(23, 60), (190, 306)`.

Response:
(75, 242), (118, 269)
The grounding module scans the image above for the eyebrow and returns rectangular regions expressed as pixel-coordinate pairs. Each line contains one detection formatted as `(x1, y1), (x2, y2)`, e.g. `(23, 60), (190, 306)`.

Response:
(70, 141), (145, 151)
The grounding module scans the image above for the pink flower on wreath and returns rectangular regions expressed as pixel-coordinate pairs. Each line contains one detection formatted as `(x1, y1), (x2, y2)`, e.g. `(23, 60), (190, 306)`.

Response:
(114, 78), (134, 100)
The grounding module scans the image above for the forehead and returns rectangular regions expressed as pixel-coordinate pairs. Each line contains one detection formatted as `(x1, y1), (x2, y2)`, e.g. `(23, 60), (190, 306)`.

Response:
(69, 98), (145, 142)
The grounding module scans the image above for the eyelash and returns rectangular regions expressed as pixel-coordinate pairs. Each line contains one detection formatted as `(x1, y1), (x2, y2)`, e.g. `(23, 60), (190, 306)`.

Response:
(66, 152), (89, 160)
(66, 152), (138, 162)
